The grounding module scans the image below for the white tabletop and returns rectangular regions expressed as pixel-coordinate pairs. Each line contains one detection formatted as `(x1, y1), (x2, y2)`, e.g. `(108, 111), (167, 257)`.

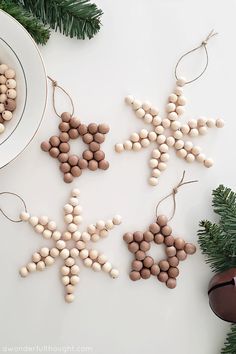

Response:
(0, 0), (235, 353)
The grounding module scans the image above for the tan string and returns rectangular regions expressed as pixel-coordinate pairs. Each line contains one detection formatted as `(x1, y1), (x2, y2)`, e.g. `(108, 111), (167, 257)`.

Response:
(155, 171), (198, 221)
(47, 76), (75, 118)
(174, 29), (218, 85)
(0, 192), (27, 223)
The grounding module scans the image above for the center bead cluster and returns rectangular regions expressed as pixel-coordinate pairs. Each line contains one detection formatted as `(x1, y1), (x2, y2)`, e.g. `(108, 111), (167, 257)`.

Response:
(123, 214), (196, 289)
(41, 112), (110, 183)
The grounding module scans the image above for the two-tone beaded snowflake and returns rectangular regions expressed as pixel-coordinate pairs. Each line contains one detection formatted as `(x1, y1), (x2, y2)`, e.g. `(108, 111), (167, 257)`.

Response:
(19, 189), (121, 303)
(115, 77), (224, 186)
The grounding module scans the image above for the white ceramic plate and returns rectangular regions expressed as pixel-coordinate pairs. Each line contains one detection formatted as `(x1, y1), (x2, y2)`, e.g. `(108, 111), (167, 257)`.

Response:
(0, 10), (47, 168)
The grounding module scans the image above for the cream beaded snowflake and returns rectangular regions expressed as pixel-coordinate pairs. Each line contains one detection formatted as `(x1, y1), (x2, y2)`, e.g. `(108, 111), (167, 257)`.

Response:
(19, 189), (121, 303)
(115, 77), (224, 186)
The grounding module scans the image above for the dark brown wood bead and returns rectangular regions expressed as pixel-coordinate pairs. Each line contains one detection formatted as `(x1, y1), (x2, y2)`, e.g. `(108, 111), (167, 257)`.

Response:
(89, 142), (100, 152)
(157, 215), (168, 227)
(98, 160), (109, 170)
(68, 129), (79, 139)
(78, 124), (88, 135)
(94, 150), (105, 162)
(149, 223), (160, 234)
(70, 117), (80, 128)
(71, 166), (82, 177)
(98, 123), (109, 134)
(64, 173), (73, 183)
(59, 142), (70, 153)
(83, 150), (93, 161)
(61, 112), (71, 122)
(130, 271), (141, 281)
(58, 153), (69, 163)
(123, 232), (133, 243)
(140, 241), (150, 252)
(49, 147), (60, 158)
(143, 256), (154, 268)
(168, 267), (179, 278)
(88, 123), (98, 134)
(151, 264), (160, 276)
(83, 133), (93, 144)
(140, 268), (151, 279)
(41, 141), (51, 152)
(132, 260), (143, 271)
(128, 242), (139, 253)
(59, 132), (69, 142)
(154, 233), (164, 244)
(88, 160), (98, 171)
(59, 122), (70, 132)
(133, 231), (143, 242)
(68, 155), (79, 166)
(78, 159), (88, 169)
(165, 235), (175, 246)
(144, 231), (154, 242)
(135, 250), (145, 261)
(60, 162), (70, 173)
(94, 133), (105, 143)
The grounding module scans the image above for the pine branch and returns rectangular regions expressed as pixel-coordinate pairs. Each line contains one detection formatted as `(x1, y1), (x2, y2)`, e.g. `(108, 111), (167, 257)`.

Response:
(16, 0), (103, 39)
(222, 325), (236, 354)
(0, 0), (50, 45)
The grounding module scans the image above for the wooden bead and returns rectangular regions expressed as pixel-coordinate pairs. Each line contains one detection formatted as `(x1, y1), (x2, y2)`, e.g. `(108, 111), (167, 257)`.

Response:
(140, 241), (150, 252)
(176, 77), (187, 87)
(184, 243), (196, 254)
(128, 242), (139, 253)
(168, 256), (179, 267)
(158, 272), (168, 282)
(157, 215), (168, 226)
(125, 95), (134, 105)
(151, 264), (160, 275)
(110, 269), (119, 278)
(130, 271), (141, 281)
(149, 223), (160, 234)
(177, 250), (187, 261)
(20, 267), (29, 277)
(144, 231), (154, 242)
(174, 238), (185, 250)
(165, 235), (175, 246)
(159, 260), (170, 271)
(154, 233), (164, 244)
(162, 225), (172, 236)
(166, 277), (177, 289)
(143, 256), (154, 268)
(140, 268), (151, 279)
(132, 260), (143, 271)
(149, 177), (158, 186)
(166, 246), (177, 257)
(135, 250), (146, 261)
(216, 118), (224, 128)
(204, 158), (214, 168)
(168, 267), (179, 278)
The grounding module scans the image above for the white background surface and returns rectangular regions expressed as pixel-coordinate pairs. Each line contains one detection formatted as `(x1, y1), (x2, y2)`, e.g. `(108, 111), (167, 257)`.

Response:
(0, 0), (236, 353)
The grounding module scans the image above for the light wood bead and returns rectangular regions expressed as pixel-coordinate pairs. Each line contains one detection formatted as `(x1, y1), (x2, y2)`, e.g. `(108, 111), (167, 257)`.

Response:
(149, 159), (158, 168)
(65, 257), (75, 267)
(115, 144), (124, 153)
(99, 229), (108, 237)
(92, 262), (101, 272)
(156, 134), (166, 144)
(175, 86), (184, 96)
(71, 188), (80, 197)
(144, 113), (153, 124)
(188, 119), (197, 128)
(56, 240), (66, 250)
(89, 250), (98, 260)
(171, 121), (181, 131)
(166, 136), (175, 147)
(73, 205), (82, 215)
(216, 118), (225, 128)
(166, 103), (176, 113)
(199, 126), (207, 135)
(174, 140), (184, 150)
(0, 123), (4, 133)
(173, 130), (183, 140)
(184, 141), (193, 151)
(45, 256), (55, 266)
(87, 224), (96, 234)
(84, 258), (93, 267)
(37, 261), (46, 271)
(206, 119), (216, 128)
(102, 262), (112, 272)
(125, 95), (134, 105)
(40, 247), (49, 257)
(70, 248), (79, 258)
(35, 224), (44, 233)
(2, 110), (12, 121)
(20, 267), (28, 277)
(96, 220), (105, 230)
(64, 214), (73, 224)
(52, 231), (61, 240)
(132, 99), (142, 110)
(152, 116), (162, 126)
(176, 148), (187, 158)
(32, 252), (41, 263)
(158, 162), (167, 171)
(20, 212), (30, 221)
(204, 158), (214, 168)
(48, 221), (57, 231)
(113, 215), (122, 225)
(148, 132), (157, 141)
(73, 215), (82, 224)
(141, 138), (150, 147)
(155, 125), (164, 135)
(60, 248), (70, 259)
(178, 96), (187, 106)
(185, 153), (195, 163)
(168, 112), (178, 121)
(176, 77), (187, 87)
(152, 149), (161, 159)
(68, 223), (77, 233)
(159, 144), (168, 153)
(0, 93), (7, 103)
(169, 93), (178, 103)
(105, 220), (114, 230)
(66, 284), (75, 293)
(180, 124), (190, 135)
(38, 216), (48, 225)
(191, 146), (201, 156)
(98, 254), (108, 264)
(69, 197), (79, 207)
(50, 248), (60, 257)
(162, 118), (171, 128)
(152, 168), (161, 178)
(196, 153), (206, 163)
(160, 153), (169, 162)
(64, 204), (73, 214)
(189, 128), (199, 137)
(29, 216), (38, 226)
(142, 101), (151, 111)
(81, 232), (91, 242)
(124, 140), (132, 150)
(197, 117), (207, 126)
(136, 108), (145, 118)
(133, 142), (141, 151)
(139, 129), (148, 138)
(27, 262), (36, 272)
(91, 234), (100, 242)
(149, 177), (158, 186)
(130, 132), (140, 142)
(62, 276), (70, 285)
(5, 69), (15, 79)
(71, 265), (80, 275)
(175, 106), (185, 116)
(65, 294), (74, 303)
(0, 85), (7, 94)
(110, 268), (119, 278)
(43, 230), (52, 239)
(150, 107), (159, 115)
(0, 64), (8, 74)
(79, 249), (89, 259)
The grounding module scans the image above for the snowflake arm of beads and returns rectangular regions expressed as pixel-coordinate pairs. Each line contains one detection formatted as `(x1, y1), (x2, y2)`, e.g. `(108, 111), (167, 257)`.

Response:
(19, 188), (121, 303)
(115, 78), (224, 186)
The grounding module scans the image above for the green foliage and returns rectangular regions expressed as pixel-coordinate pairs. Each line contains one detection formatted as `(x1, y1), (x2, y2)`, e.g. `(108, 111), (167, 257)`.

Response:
(222, 325), (236, 354)
(17, 0), (103, 40)
(198, 185), (236, 353)
(0, 0), (50, 44)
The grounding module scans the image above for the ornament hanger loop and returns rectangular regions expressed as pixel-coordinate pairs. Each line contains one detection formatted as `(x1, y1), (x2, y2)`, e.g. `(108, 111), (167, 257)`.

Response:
(155, 171), (198, 221)
(174, 29), (218, 85)
(47, 76), (75, 118)
(0, 192), (27, 223)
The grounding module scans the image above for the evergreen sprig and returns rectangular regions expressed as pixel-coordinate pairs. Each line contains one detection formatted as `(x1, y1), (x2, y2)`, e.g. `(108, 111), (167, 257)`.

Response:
(16, 0), (103, 40)
(198, 184), (236, 353)
(0, 0), (50, 44)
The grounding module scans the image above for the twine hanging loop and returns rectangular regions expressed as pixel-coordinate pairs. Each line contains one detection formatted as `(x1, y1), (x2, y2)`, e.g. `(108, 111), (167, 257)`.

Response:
(155, 171), (198, 221)
(0, 192), (27, 223)
(174, 29), (218, 85)
(47, 76), (75, 118)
